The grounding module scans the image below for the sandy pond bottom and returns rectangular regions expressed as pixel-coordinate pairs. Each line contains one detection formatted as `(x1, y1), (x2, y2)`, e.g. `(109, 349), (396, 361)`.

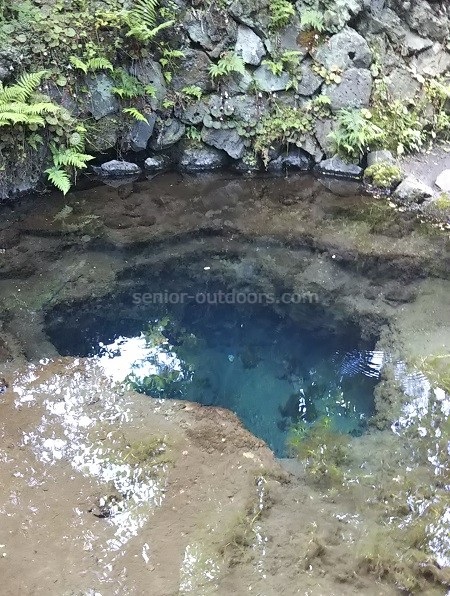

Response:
(0, 173), (449, 595)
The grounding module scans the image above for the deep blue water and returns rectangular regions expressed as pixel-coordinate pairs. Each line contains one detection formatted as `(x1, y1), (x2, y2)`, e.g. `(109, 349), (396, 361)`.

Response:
(45, 284), (379, 455)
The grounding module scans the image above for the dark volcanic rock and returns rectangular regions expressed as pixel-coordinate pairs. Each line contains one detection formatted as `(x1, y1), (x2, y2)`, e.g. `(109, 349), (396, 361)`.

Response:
(267, 148), (313, 173)
(176, 141), (229, 173)
(314, 155), (363, 179)
(93, 160), (142, 178)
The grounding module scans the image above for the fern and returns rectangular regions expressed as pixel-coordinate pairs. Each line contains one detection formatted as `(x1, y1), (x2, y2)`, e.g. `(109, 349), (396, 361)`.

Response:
(329, 108), (384, 159)
(70, 56), (114, 74)
(209, 53), (246, 80)
(0, 71), (46, 103)
(123, 107), (148, 122)
(300, 9), (325, 33)
(124, 0), (174, 42)
(52, 147), (94, 169)
(181, 85), (203, 101)
(45, 166), (71, 195)
(269, 0), (295, 31)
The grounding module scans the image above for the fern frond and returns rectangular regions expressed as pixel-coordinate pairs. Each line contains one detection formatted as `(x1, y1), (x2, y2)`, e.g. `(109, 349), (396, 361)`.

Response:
(45, 166), (71, 195)
(123, 107), (148, 122)
(87, 57), (114, 72)
(70, 56), (88, 74)
(53, 148), (94, 168)
(0, 71), (46, 103)
(131, 0), (159, 30)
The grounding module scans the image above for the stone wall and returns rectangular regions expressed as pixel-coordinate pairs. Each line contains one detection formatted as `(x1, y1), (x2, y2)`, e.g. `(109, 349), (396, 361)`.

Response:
(0, 0), (448, 197)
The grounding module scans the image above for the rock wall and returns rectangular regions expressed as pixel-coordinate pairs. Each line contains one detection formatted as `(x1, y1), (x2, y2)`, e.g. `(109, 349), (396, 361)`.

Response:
(0, 0), (449, 198)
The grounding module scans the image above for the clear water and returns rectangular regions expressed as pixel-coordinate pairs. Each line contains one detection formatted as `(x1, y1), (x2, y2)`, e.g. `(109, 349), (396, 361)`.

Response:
(45, 277), (378, 456)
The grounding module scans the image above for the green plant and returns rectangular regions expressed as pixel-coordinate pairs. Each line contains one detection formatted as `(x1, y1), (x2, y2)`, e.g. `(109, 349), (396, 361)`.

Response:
(262, 50), (302, 77)
(209, 52), (246, 80)
(181, 85), (203, 102)
(371, 100), (424, 156)
(330, 108), (384, 160)
(123, 107), (147, 122)
(269, 0), (295, 30)
(69, 55), (113, 74)
(111, 68), (156, 100)
(312, 63), (342, 84)
(123, 0), (174, 43)
(287, 417), (350, 488)
(252, 103), (313, 165)
(300, 8), (325, 32)
(364, 162), (403, 189)
(186, 126), (202, 142)
(0, 70), (93, 194)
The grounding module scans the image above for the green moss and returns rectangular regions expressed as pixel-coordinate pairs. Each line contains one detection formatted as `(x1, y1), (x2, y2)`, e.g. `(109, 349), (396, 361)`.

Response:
(434, 193), (450, 211)
(364, 162), (403, 189)
(287, 417), (350, 488)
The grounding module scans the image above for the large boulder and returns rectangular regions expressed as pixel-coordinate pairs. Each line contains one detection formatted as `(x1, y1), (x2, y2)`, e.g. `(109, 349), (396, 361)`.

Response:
(176, 141), (229, 172)
(201, 127), (245, 159)
(313, 28), (372, 70)
(128, 114), (157, 152)
(228, 0), (271, 37)
(253, 64), (290, 92)
(93, 160), (141, 178)
(85, 73), (119, 120)
(411, 43), (450, 78)
(404, 0), (449, 42)
(385, 67), (420, 102)
(149, 119), (186, 151)
(324, 68), (372, 112)
(129, 59), (166, 108)
(314, 155), (363, 179)
(235, 25), (266, 65)
(184, 7), (238, 59)
(392, 175), (434, 204)
(171, 50), (215, 92)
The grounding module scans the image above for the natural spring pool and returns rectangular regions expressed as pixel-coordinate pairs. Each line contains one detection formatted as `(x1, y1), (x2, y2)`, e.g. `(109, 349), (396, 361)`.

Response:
(0, 172), (449, 595)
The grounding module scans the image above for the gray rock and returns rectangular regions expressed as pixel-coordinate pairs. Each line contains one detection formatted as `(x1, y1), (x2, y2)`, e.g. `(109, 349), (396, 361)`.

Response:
(149, 119), (186, 151)
(221, 68), (254, 94)
(171, 50), (215, 92)
(235, 25), (266, 65)
(314, 155), (363, 179)
(130, 59), (166, 108)
(253, 64), (290, 92)
(129, 114), (157, 152)
(322, 0), (365, 32)
(201, 127), (245, 159)
(300, 134), (324, 163)
(406, 1), (449, 42)
(435, 170), (450, 193)
(297, 60), (323, 96)
(177, 141), (229, 172)
(184, 7), (238, 59)
(264, 15), (308, 59)
(385, 67), (420, 102)
(367, 150), (395, 166)
(403, 32), (434, 56)
(313, 28), (372, 70)
(411, 43), (450, 78)
(229, 0), (271, 36)
(314, 118), (336, 158)
(144, 155), (172, 173)
(86, 73), (119, 120)
(229, 95), (268, 122)
(392, 175), (434, 204)
(86, 115), (121, 153)
(179, 100), (210, 126)
(267, 148), (313, 172)
(94, 160), (141, 178)
(325, 68), (372, 112)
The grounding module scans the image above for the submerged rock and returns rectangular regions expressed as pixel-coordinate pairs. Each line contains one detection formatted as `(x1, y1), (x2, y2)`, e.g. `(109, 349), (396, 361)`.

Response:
(93, 160), (142, 178)
(314, 155), (363, 179)
(176, 141), (229, 172)
(144, 155), (172, 174)
(392, 175), (434, 204)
